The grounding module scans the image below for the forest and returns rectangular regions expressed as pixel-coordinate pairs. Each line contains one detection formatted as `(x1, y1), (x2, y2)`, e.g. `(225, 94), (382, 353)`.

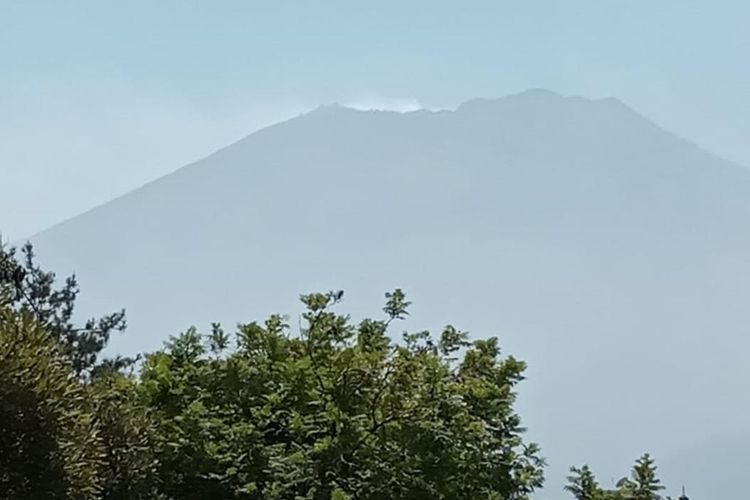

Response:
(1, 243), (686, 500)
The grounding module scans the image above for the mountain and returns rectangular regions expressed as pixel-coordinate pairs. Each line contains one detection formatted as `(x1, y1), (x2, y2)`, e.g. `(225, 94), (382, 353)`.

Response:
(29, 89), (750, 498)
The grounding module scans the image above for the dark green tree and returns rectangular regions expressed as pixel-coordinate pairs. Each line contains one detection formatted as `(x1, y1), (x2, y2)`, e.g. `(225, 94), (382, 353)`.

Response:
(0, 307), (103, 499)
(0, 242), (127, 376)
(89, 372), (164, 500)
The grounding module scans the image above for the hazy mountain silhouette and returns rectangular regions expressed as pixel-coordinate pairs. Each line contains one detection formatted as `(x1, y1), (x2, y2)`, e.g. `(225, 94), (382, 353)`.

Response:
(29, 89), (750, 498)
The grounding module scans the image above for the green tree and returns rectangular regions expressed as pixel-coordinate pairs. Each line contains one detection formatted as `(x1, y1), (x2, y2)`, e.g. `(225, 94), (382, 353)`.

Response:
(0, 242), (127, 376)
(565, 465), (602, 500)
(619, 454), (664, 500)
(139, 290), (545, 499)
(0, 307), (103, 499)
(89, 372), (164, 499)
(567, 454), (673, 500)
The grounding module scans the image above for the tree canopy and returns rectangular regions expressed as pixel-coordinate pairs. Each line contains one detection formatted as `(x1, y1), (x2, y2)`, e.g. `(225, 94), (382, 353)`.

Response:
(566, 454), (685, 500)
(0, 243), (127, 376)
(0, 243), (690, 499)
(135, 289), (545, 499)
(0, 307), (102, 499)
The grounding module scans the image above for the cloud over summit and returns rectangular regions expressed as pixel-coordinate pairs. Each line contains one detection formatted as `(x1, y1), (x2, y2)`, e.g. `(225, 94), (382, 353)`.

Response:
(342, 92), (424, 112)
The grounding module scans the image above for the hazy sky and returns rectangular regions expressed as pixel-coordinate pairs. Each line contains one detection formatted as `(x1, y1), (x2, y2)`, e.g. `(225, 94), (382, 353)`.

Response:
(2, 0), (749, 241)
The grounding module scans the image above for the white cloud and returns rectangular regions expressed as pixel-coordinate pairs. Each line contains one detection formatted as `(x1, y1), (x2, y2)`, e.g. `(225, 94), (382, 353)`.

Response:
(342, 92), (423, 113)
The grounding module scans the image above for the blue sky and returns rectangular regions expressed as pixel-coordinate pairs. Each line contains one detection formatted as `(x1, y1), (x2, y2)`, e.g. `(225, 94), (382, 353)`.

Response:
(2, 0), (749, 240)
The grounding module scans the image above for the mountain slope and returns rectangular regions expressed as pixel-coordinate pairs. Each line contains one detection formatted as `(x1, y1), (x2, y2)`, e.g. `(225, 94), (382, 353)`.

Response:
(30, 90), (750, 499)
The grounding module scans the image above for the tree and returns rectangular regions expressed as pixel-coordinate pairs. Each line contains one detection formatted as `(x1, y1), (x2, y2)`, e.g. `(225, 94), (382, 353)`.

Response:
(138, 290), (545, 499)
(566, 454), (673, 500)
(619, 454), (664, 500)
(2, 245), (693, 499)
(89, 372), (164, 499)
(565, 465), (602, 500)
(0, 242), (127, 376)
(0, 307), (103, 499)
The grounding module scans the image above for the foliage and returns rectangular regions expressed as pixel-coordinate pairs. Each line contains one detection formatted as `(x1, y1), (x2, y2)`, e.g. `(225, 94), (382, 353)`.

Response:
(0, 247), (689, 499)
(566, 454), (676, 500)
(89, 372), (164, 499)
(619, 454), (665, 500)
(138, 290), (545, 499)
(0, 307), (103, 499)
(0, 242), (127, 376)
(565, 465), (601, 500)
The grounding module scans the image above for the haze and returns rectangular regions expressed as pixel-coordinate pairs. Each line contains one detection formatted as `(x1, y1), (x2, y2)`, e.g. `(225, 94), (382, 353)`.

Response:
(24, 90), (750, 498)
(3, 0), (750, 240)
(3, 3), (749, 499)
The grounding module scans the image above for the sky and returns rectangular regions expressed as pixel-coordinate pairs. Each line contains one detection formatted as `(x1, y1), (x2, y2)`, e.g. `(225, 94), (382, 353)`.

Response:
(2, 0), (749, 241)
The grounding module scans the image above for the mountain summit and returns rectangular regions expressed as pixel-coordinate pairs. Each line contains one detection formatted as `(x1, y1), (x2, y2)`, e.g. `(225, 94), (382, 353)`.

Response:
(30, 91), (750, 498)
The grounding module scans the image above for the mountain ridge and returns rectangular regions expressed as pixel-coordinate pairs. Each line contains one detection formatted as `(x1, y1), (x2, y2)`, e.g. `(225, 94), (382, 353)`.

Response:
(26, 89), (750, 499)
(27, 89), (750, 243)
